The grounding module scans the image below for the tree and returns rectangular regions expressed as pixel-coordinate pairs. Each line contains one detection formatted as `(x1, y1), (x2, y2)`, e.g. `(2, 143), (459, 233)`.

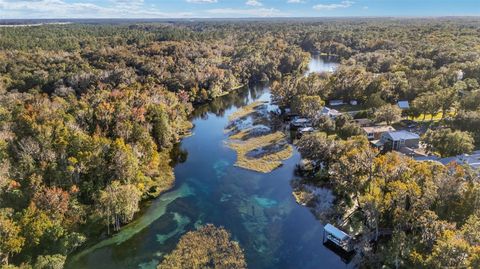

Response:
(423, 128), (475, 157)
(0, 209), (25, 265)
(33, 254), (66, 269)
(413, 94), (441, 121)
(374, 104), (402, 125)
(291, 94), (324, 118)
(436, 87), (458, 119)
(296, 132), (337, 167)
(158, 224), (246, 269)
(96, 181), (142, 233)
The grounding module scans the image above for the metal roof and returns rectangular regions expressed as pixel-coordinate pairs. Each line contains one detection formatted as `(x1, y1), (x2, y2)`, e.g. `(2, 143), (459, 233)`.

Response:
(397, 101), (410, 109)
(384, 130), (420, 141)
(324, 224), (350, 241)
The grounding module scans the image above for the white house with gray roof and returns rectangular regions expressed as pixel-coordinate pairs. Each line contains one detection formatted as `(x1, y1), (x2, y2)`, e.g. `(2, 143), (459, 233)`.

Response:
(380, 130), (420, 150)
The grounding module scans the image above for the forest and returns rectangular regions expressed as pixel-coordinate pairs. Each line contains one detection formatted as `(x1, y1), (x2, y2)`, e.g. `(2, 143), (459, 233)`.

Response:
(0, 21), (308, 268)
(0, 18), (480, 268)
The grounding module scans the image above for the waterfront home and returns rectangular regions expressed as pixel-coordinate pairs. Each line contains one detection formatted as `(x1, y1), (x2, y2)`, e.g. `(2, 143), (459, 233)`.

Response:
(362, 125), (395, 140)
(380, 130), (420, 150)
(397, 100), (410, 110)
(329, 100), (345, 106)
(320, 107), (342, 119)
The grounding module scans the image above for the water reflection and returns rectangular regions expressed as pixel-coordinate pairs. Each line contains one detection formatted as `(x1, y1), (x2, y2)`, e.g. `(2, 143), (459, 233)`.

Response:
(306, 54), (339, 75)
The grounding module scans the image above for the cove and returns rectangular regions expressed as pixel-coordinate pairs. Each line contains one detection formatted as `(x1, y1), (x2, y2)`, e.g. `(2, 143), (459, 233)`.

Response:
(66, 56), (349, 269)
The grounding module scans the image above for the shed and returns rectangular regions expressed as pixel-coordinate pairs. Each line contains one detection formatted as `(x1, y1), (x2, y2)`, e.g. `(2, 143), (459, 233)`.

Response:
(397, 101), (410, 110)
(320, 107), (342, 119)
(323, 224), (353, 252)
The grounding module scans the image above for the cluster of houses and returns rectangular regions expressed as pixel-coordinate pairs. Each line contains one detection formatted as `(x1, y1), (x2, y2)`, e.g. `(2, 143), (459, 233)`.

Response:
(286, 99), (479, 172)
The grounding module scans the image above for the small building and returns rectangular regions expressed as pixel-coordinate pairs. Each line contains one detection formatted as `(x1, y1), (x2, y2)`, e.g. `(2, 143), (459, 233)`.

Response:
(297, 127), (314, 138)
(397, 101), (410, 110)
(329, 100), (345, 106)
(290, 118), (312, 129)
(349, 100), (358, 106)
(381, 130), (420, 150)
(323, 224), (353, 252)
(354, 118), (374, 127)
(320, 107), (342, 119)
(362, 125), (395, 140)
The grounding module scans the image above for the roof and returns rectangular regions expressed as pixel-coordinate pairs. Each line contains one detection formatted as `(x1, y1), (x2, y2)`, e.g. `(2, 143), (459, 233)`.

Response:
(362, 125), (395, 134)
(321, 107), (341, 115)
(324, 224), (350, 241)
(397, 101), (410, 109)
(293, 118), (310, 124)
(415, 150), (480, 171)
(384, 130), (420, 141)
(299, 127), (314, 132)
(440, 150), (480, 170)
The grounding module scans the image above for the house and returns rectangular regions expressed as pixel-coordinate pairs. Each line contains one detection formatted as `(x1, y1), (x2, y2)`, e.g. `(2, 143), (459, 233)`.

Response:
(290, 118), (312, 129)
(380, 130), (420, 150)
(329, 100), (345, 106)
(349, 100), (358, 106)
(362, 125), (395, 140)
(415, 150), (480, 171)
(320, 107), (342, 119)
(397, 101), (410, 110)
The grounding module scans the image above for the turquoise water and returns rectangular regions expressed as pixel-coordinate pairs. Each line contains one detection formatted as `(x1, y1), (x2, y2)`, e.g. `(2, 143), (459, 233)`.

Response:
(67, 59), (351, 269)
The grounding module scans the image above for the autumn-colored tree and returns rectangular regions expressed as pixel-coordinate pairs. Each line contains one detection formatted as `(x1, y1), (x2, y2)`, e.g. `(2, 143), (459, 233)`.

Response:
(158, 224), (247, 269)
(96, 181), (142, 233)
(0, 209), (25, 265)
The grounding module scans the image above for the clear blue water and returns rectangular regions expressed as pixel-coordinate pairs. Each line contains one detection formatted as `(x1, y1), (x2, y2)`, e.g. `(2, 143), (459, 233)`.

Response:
(66, 58), (351, 269)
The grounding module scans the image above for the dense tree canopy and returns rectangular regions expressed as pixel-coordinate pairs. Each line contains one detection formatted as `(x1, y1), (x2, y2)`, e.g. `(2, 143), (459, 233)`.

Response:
(158, 224), (246, 269)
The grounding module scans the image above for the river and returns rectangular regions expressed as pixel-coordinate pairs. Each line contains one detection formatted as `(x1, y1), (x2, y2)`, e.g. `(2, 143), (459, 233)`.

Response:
(66, 56), (347, 269)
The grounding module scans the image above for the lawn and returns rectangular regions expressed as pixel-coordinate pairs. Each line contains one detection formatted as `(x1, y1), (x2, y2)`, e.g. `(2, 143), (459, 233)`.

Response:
(409, 110), (455, 122)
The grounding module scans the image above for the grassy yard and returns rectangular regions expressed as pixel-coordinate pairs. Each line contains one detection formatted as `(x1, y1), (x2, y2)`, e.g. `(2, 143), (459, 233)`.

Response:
(409, 111), (455, 122)
(227, 132), (293, 173)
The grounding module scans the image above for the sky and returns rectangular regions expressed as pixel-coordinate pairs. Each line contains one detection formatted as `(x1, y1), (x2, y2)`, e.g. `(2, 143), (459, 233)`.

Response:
(0, 0), (480, 19)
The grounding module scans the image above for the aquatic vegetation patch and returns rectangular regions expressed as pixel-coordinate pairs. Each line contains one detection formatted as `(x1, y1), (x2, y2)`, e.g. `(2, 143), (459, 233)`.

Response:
(253, 196), (278, 208)
(229, 125), (271, 140)
(228, 101), (266, 121)
(156, 213), (190, 244)
(227, 132), (293, 173)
